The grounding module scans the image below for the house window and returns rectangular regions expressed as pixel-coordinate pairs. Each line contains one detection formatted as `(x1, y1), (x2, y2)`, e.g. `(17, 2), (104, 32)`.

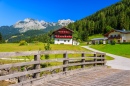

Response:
(57, 39), (59, 41)
(123, 40), (126, 42)
(64, 40), (66, 42)
(68, 40), (70, 42)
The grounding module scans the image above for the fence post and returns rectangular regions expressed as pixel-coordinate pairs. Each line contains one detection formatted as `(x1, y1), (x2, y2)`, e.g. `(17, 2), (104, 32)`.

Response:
(18, 67), (27, 83)
(93, 52), (97, 66)
(33, 54), (40, 78)
(102, 54), (106, 65)
(63, 53), (68, 72)
(81, 53), (85, 68)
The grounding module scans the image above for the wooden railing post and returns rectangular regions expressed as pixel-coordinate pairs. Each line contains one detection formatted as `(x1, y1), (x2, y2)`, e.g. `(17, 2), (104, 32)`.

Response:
(81, 53), (85, 68)
(63, 53), (68, 72)
(33, 54), (40, 78)
(93, 52), (97, 66)
(18, 66), (27, 83)
(102, 54), (106, 65)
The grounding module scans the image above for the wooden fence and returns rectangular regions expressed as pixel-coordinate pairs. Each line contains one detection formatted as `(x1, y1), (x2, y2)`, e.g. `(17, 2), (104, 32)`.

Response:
(0, 50), (106, 86)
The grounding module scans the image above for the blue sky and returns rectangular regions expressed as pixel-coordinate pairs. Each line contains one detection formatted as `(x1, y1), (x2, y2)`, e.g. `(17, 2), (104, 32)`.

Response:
(0, 0), (120, 26)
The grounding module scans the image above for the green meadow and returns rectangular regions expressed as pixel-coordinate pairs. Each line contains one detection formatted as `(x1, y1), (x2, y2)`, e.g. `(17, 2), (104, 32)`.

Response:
(88, 34), (103, 40)
(0, 43), (87, 52)
(91, 44), (130, 58)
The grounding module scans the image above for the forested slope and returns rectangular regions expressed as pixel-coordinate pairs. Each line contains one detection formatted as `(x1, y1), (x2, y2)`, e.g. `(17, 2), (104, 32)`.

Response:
(68, 0), (130, 41)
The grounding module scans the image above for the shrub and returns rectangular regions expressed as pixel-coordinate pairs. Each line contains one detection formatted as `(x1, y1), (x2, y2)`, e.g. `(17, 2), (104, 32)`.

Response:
(44, 43), (51, 59)
(99, 40), (103, 44)
(120, 42), (130, 44)
(111, 39), (116, 45)
(33, 41), (39, 45)
(19, 40), (28, 46)
(50, 39), (54, 44)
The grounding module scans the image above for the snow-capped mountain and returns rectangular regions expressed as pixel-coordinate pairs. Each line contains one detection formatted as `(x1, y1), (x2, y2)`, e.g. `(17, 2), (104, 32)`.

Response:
(13, 18), (74, 32)
(58, 19), (74, 26)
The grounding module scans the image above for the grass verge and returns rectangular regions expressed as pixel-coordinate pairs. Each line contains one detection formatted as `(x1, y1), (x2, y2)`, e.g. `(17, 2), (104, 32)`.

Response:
(91, 44), (130, 58)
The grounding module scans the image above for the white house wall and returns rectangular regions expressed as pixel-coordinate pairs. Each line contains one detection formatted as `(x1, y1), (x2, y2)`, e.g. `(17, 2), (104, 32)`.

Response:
(54, 38), (73, 44)
(124, 34), (130, 42)
(108, 31), (130, 42)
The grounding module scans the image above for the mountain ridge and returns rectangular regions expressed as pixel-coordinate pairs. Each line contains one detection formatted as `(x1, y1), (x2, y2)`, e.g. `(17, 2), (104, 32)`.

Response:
(0, 18), (74, 35)
(0, 18), (74, 42)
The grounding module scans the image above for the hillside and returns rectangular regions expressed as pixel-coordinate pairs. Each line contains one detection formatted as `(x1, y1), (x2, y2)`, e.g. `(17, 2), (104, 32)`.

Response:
(67, 0), (130, 41)
(0, 19), (74, 42)
(6, 25), (61, 43)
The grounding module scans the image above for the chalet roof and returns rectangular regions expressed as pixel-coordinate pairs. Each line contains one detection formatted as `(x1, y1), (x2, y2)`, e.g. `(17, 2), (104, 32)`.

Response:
(114, 29), (130, 33)
(104, 29), (130, 37)
(52, 27), (74, 34)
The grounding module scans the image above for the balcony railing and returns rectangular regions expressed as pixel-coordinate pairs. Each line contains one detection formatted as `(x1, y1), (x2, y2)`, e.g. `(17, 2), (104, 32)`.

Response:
(108, 35), (122, 39)
(55, 35), (72, 38)
(58, 31), (71, 34)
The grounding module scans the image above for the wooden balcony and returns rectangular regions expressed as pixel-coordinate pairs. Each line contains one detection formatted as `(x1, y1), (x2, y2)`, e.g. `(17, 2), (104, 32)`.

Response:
(58, 31), (71, 34)
(55, 35), (72, 38)
(108, 35), (122, 39)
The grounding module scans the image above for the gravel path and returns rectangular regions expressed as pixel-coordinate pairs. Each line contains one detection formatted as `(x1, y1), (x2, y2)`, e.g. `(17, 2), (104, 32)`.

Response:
(82, 46), (130, 70)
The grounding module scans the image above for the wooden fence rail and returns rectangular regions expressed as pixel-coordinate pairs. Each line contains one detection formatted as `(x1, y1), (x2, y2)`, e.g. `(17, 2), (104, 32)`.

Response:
(0, 50), (106, 86)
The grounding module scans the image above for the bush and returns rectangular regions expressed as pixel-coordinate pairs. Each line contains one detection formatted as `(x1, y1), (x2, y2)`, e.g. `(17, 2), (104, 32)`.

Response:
(50, 39), (54, 44)
(120, 42), (130, 44)
(19, 40), (28, 46)
(111, 40), (116, 45)
(33, 41), (39, 45)
(99, 40), (103, 44)
(44, 43), (51, 59)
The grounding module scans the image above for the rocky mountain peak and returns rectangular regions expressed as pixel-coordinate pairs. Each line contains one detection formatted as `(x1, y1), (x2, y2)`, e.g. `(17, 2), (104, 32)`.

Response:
(13, 18), (74, 33)
(58, 19), (74, 26)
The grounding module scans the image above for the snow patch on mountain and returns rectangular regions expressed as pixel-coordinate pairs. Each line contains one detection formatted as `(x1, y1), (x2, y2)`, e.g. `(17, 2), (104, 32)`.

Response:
(13, 18), (74, 33)
(58, 19), (74, 26)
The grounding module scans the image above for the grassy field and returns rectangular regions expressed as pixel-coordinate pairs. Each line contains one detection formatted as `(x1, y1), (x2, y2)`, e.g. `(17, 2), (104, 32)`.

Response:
(0, 43), (88, 52)
(88, 34), (103, 40)
(91, 44), (130, 58)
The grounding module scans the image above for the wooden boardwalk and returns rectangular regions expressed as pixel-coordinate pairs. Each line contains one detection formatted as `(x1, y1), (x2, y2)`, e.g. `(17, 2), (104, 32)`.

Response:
(37, 67), (130, 86)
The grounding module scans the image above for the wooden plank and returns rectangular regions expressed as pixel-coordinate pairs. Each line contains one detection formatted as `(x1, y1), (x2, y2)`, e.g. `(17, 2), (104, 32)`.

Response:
(0, 61), (105, 81)
(0, 56), (105, 70)
(0, 59), (62, 70)
(0, 50), (95, 58)
(0, 51), (39, 58)
(96, 52), (106, 55)
(67, 61), (105, 67)
(0, 61), (39, 69)
(0, 57), (105, 70)
(40, 50), (94, 54)
(0, 65), (64, 81)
